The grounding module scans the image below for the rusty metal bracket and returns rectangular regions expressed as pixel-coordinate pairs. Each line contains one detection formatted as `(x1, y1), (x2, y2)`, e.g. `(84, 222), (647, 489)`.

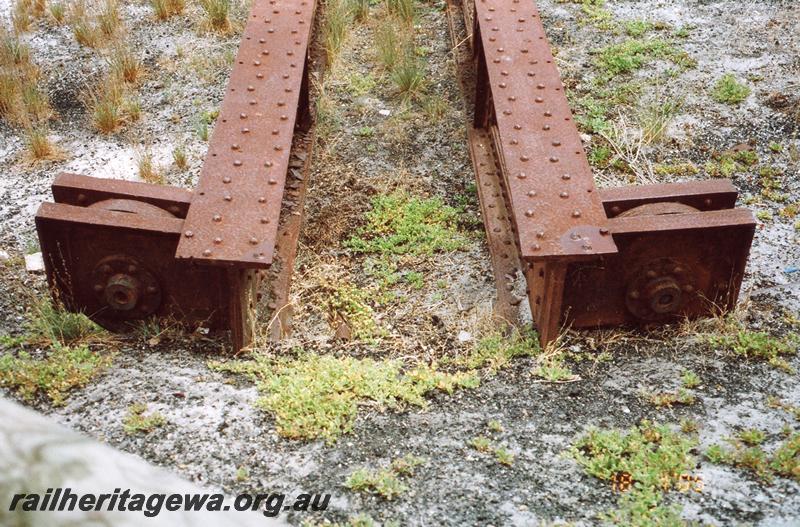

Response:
(35, 0), (320, 351)
(448, 0), (755, 346)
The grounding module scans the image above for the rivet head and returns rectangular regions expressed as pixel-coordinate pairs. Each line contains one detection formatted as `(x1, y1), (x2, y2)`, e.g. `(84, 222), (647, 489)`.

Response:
(224, 194), (232, 202)
(517, 172), (527, 179)
(535, 97), (544, 103)
(520, 155), (530, 162)
(527, 190), (537, 197)
(524, 209), (534, 217)
(561, 174), (571, 180)
(184, 230), (194, 238)
(552, 141), (561, 146)
(599, 227), (610, 235)
(249, 237), (258, 245)
(536, 231), (545, 239)
(629, 290), (640, 299)
(543, 125), (551, 130)
(213, 214), (222, 222)
(260, 217), (269, 224)
(646, 270), (658, 278)
(269, 178), (278, 185)
(537, 83), (545, 89)
(233, 160), (242, 166)
(242, 128), (250, 134)
(265, 161), (273, 167)
(532, 243), (541, 251)
(544, 111), (552, 117)
(247, 85), (255, 91)
(572, 210), (581, 218)
(213, 237), (222, 245)
(223, 176), (231, 183)
(202, 249), (212, 256)
(258, 196), (267, 203)
(240, 113), (247, 119)
(549, 156), (559, 163)
(560, 191), (569, 198)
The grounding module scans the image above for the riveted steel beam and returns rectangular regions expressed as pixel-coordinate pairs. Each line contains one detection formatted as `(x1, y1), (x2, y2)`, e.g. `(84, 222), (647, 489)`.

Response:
(448, 0), (755, 346)
(34, 0), (321, 351)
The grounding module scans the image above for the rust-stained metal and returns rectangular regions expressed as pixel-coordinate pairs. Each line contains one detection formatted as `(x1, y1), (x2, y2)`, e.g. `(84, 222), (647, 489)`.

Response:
(449, 0), (756, 346)
(34, 0), (320, 351)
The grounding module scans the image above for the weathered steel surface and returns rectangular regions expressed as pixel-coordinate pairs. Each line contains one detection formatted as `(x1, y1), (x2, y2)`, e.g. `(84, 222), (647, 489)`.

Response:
(51, 172), (192, 217)
(473, 0), (617, 260)
(450, 0), (755, 346)
(36, 199), (232, 332)
(175, 0), (316, 268)
(562, 208), (755, 327)
(599, 179), (739, 217)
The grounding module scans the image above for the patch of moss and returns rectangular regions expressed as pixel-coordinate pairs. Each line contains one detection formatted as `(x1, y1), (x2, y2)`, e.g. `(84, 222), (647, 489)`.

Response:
(209, 353), (478, 443)
(345, 192), (468, 255)
(324, 283), (384, 342)
(346, 468), (407, 500)
(653, 162), (699, 177)
(449, 329), (539, 373)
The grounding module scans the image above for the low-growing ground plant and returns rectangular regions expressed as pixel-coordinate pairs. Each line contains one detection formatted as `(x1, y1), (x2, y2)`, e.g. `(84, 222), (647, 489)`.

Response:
(122, 403), (167, 434)
(709, 330), (799, 373)
(209, 353), (478, 443)
(0, 344), (112, 405)
(345, 192), (467, 255)
(712, 73), (750, 104)
(569, 421), (698, 525)
(705, 431), (799, 483)
(346, 468), (407, 500)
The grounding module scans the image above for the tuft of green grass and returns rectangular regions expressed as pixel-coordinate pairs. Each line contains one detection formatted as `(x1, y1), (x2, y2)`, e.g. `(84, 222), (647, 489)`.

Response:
(25, 298), (103, 347)
(386, 0), (414, 24)
(24, 125), (57, 160)
(390, 454), (424, 477)
(487, 419), (504, 433)
(122, 402), (166, 434)
(345, 192), (467, 256)
(712, 73), (750, 105)
(569, 421), (698, 525)
(322, 0), (352, 64)
(390, 53), (426, 100)
(375, 18), (400, 70)
(49, 2), (66, 23)
(738, 428), (767, 447)
(96, 0), (120, 37)
(109, 46), (143, 85)
(0, 344), (112, 405)
(209, 353), (478, 443)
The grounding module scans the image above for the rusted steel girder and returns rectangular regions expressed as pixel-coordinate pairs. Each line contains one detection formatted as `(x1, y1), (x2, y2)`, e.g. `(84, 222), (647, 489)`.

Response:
(448, 0), (755, 346)
(35, 0), (319, 351)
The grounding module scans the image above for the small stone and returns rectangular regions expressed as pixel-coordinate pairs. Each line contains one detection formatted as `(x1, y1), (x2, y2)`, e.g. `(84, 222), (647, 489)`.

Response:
(25, 252), (44, 273)
(378, 109), (391, 117)
(458, 330), (472, 343)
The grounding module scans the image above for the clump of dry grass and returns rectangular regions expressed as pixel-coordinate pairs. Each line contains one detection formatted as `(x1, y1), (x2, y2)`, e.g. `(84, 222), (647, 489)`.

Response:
(374, 14), (426, 100)
(136, 149), (164, 184)
(0, 28), (53, 127)
(24, 125), (61, 161)
(84, 72), (141, 133)
(96, 0), (121, 36)
(48, 2), (66, 24)
(172, 145), (188, 170)
(150, 0), (184, 20)
(322, 0), (352, 64)
(199, 0), (231, 33)
(69, 1), (101, 48)
(109, 45), (143, 84)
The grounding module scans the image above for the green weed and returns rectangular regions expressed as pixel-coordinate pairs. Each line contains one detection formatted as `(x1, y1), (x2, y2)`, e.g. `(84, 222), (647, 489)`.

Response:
(712, 74), (750, 105)
(209, 353), (478, 443)
(345, 192), (467, 255)
(123, 402), (166, 434)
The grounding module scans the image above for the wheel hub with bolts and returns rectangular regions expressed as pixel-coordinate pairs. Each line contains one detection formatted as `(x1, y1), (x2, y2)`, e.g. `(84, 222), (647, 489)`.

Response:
(91, 256), (161, 321)
(625, 258), (696, 321)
